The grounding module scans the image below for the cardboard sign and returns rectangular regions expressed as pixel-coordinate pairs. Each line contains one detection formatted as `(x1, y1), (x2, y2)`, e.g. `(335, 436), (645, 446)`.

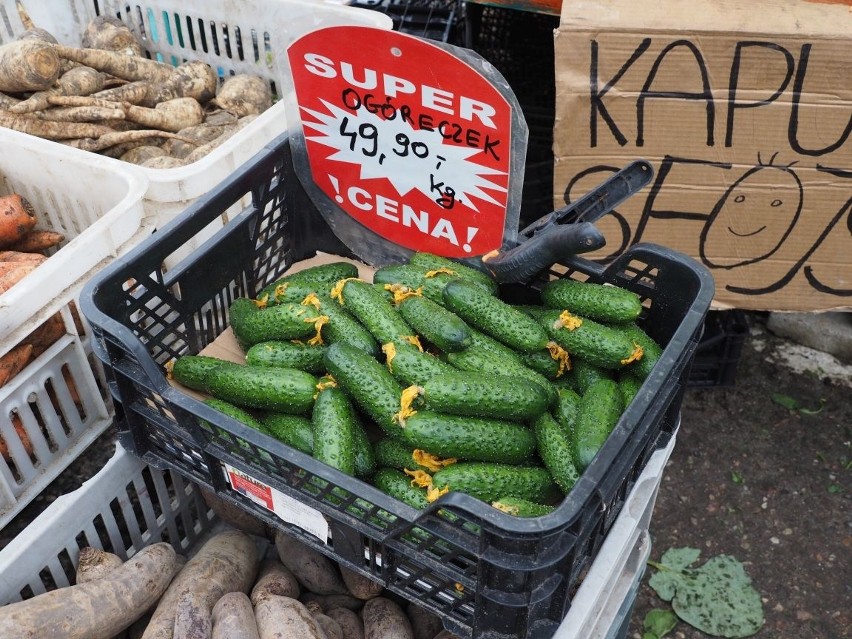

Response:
(554, 0), (852, 312)
(288, 26), (518, 260)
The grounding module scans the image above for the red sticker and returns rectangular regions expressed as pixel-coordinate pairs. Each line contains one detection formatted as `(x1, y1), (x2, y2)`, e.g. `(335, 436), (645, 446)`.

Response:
(288, 26), (512, 258)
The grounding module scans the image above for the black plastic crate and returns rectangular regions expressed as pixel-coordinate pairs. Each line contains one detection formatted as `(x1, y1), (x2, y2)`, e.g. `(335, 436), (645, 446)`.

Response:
(687, 310), (750, 388)
(348, 0), (464, 44)
(80, 134), (714, 639)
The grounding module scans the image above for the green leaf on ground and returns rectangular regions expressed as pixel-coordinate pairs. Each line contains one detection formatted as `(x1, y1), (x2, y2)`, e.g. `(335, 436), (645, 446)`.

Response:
(648, 548), (764, 638)
(770, 393), (825, 415)
(828, 484), (843, 494)
(731, 470), (744, 484)
(643, 608), (678, 639)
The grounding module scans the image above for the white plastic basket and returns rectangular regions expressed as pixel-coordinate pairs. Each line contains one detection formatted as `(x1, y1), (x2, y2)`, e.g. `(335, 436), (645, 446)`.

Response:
(0, 433), (676, 636)
(0, 0), (392, 248)
(0, 129), (148, 351)
(0, 441), (215, 603)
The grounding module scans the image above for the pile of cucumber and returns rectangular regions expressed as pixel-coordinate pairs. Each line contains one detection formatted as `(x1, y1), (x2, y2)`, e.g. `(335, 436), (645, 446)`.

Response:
(169, 253), (662, 518)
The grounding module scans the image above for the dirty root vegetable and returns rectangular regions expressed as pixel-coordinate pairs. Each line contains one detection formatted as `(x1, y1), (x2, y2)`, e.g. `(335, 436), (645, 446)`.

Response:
(143, 60), (217, 106)
(213, 75), (272, 117)
(0, 343), (33, 386)
(37, 104), (125, 122)
(0, 262), (36, 293)
(141, 529), (259, 639)
(0, 111), (115, 139)
(119, 145), (166, 165)
(163, 123), (232, 159)
(0, 542), (178, 639)
(254, 595), (328, 639)
(6, 229), (64, 252)
(173, 590), (212, 639)
(93, 80), (150, 104)
(75, 547), (124, 583)
(199, 488), (268, 536)
(82, 15), (144, 56)
(64, 129), (198, 153)
(0, 39), (61, 92)
(250, 559), (301, 605)
(407, 603), (444, 639)
(141, 155), (185, 169)
(52, 44), (174, 84)
(275, 530), (349, 596)
(325, 608), (364, 639)
(361, 597), (414, 639)
(339, 566), (384, 600)
(0, 193), (37, 248)
(300, 592), (364, 612)
(182, 114), (257, 163)
(126, 97), (204, 132)
(11, 65), (105, 113)
(0, 413), (33, 460)
(211, 592), (260, 639)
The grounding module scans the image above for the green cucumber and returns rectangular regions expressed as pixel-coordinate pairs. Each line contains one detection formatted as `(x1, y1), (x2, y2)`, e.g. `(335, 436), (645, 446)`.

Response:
(261, 261), (359, 295)
(396, 294), (471, 352)
(383, 339), (456, 387)
(203, 398), (264, 431)
(373, 264), (491, 304)
(352, 421), (377, 480)
(430, 463), (557, 504)
(229, 298), (321, 347)
(533, 412), (580, 493)
(312, 386), (356, 475)
(205, 364), (318, 414)
(554, 388), (582, 437)
(373, 467), (430, 509)
(335, 279), (414, 344)
(419, 371), (549, 421)
(539, 309), (641, 370)
(309, 292), (379, 357)
(574, 379), (624, 471)
(570, 358), (613, 395)
(400, 411), (537, 464)
(520, 348), (564, 380)
(259, 412), (314, 454)
(323, 342), (403, 436)
(408, 252), (499, 295)
(170, 355), (238, 392)
(491, 496), (556, 517)
(442, 280), (548, 353)
(614, 323), (663, 380)
(256, 280), (327, 306)
(245, 340), (327, 373)
(373, 437), (436, 474)
(618, 370), (644, 407)
(445, 344), (557, 408)
(541, 279), (642, 324)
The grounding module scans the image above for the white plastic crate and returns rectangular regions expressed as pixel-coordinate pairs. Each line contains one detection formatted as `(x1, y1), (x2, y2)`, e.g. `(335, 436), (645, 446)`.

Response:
(553, 431), (676, 639)
(0, 130), (148, 351)
(0, 441), (215, 603)
(0, 0), (392, 258)
(0, 433), (676, 635)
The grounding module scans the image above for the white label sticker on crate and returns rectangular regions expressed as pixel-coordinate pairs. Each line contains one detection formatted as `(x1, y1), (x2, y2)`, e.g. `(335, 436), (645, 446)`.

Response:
(223, 464), (330, 543)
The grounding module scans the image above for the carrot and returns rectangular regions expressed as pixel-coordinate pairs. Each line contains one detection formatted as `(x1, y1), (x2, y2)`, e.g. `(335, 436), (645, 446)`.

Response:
(0, 343), (33, 387)
(126, 97), (204, 133)
(52, 44), (175, 84)
(0, 111), (116, 139)
(27, 311), (67, 358)
(0, 193), (37, 248)
(7, 229), (65, 252)
(0, 250), (49, 262)
(0, 39), (61, 92)
(82, 16), (144, 57)
(0, 263), (37, 293)
(10, 65), (105, 113)
(0, 413), (34, 462)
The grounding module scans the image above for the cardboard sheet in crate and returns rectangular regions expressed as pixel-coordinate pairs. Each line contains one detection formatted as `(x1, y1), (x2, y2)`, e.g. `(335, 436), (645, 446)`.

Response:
(553, 0), (852, 312)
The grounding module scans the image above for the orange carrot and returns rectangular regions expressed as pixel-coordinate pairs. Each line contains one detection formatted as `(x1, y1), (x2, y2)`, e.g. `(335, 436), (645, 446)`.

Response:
(0, 343), (33, 387)
(0, 250), (48, 262)
(27, 312), (67, 359)
(7, 230), (64, 252)
(0, 194), (37, 249)
(0, 263), (37, 293)
(0, 413), (34, 461)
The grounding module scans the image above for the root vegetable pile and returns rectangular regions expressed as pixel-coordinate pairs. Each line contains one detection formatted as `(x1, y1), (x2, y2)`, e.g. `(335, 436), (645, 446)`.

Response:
(0, 8), (273, 167)
(2, 527), (462, 639)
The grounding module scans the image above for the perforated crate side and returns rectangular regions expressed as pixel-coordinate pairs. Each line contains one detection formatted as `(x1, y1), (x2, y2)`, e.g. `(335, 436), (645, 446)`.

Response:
(0, 443), (214, 604)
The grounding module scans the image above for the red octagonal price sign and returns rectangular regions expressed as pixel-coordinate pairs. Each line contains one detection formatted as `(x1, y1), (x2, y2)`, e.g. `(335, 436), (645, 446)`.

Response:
(287, 26), (522, 261)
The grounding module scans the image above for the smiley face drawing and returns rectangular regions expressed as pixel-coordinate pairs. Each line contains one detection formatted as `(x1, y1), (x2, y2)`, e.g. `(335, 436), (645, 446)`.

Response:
(700, 156), (803, 269)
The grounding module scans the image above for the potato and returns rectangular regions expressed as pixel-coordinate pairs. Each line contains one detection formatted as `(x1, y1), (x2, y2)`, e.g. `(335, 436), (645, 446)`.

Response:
(339, 566), (384, 600)
(407, 603), (444, 639)
(254, 595), (328, 639)
(274, 530), (349, 596)
(326, 608), (365, 639)
(361, 597), (414, 639)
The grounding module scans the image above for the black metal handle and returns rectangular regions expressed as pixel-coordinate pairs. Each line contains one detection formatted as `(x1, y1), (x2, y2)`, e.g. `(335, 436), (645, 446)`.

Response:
(483, 223), (605, 284)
